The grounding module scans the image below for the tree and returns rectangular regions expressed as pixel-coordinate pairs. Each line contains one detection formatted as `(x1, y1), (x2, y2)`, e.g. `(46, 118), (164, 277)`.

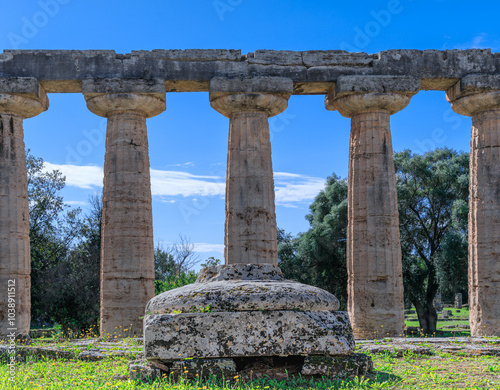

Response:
(154, 237), (200, 295)
(27, 151), (83, 326)
(154, 235), (199, 280)
(394, 148), (469, 334)
(200, 257), (221, 268)
(41, 194), (102, 333)
(278, 174), (349, 309)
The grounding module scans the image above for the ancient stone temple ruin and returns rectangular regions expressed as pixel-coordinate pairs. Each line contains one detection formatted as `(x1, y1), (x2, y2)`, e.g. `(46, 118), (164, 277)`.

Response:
(1, 51), (499, 367)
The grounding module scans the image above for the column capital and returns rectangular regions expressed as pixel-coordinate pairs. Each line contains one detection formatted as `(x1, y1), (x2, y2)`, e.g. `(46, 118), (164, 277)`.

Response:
(83, 78), (166, 118)
(209, 76), (293, 118)
(325, 75), (420, 118)
(446, 75), (500, 117)
(0, 77), (49, 118)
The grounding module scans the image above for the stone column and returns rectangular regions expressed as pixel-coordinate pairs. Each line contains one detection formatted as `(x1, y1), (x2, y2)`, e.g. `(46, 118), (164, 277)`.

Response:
(447, 74), (500, 337)
(83, 79), (166, 336)
(209, 77), (292, 266)
(0, 78), (48, 337)
(326, 76), (419, 338)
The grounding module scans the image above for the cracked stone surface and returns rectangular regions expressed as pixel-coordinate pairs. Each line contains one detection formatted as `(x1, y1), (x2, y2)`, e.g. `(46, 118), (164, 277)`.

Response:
(144, 310), (354, 361)
(170, 358), (237, 378)
(301, 354), (373, 377)
(197, 264), (285, 282)
(146, 279), (340, 314)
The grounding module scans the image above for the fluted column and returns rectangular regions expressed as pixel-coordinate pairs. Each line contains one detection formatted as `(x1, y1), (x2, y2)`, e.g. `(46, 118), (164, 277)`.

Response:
(210, 77), (292, 265)
(447, 75), (500, 337)
(326, 76), (419, 338)
(83, 79), (165, 336)
(0, 78), (48, 337)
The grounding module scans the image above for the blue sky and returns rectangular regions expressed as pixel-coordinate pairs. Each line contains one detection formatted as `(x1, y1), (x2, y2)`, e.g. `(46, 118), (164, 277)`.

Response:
(1, 0), (499, 268)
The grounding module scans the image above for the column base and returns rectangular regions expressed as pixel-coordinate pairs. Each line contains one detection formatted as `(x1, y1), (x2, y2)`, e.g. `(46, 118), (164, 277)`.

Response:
(143, 265), (369, 379)
(131, 353), (372, 381)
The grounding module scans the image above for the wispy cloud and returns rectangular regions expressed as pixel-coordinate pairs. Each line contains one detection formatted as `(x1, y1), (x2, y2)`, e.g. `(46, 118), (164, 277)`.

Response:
(151, 170), (224, 197)
(43, 163), (103, 189)
(193, 243), (224, 253)
(274, 172), (325, 207)
(65, 200), (88, 207)
(166, 162), (195, 168)
(42, 162), (326, 206)
(453, 33), (500, 50)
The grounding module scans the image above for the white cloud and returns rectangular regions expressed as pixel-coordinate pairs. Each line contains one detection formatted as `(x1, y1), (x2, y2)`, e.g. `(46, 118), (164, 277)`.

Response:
(150, 170), (225, 197)
(274, 172), (325, 206)
(193, 243), (224, 253)
(43, 163), (103, 189)
(454, 33), (500, 51)
(42, 162), (326, 206)
(65, 200), (88, 207)
(167, 162), (195, 168)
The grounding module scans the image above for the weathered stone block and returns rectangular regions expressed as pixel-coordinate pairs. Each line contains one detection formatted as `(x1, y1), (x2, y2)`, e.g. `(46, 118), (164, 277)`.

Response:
(144, 310), (354, 361)
(210, 76), (293, 100)
(334, 75), (420, 96)
(170, 358), (236, 379)
(247, 50), (303, 66)
(131, 49), (241, 61)
(82, 78), (165, 96)
(302, 51), (375, 67)
(146, 279), (340, 314)
(301, 353), (373, 377)
(128, 363), (161, 382)
(197, 263), (284, 282)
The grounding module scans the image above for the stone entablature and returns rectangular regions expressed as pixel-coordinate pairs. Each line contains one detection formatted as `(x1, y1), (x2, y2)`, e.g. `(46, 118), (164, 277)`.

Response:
(0, 49), (499, 93)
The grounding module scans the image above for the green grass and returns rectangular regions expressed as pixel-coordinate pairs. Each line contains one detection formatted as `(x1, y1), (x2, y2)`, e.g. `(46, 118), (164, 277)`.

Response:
(2, 347), (500, 389)
(404, 307), (471, 337)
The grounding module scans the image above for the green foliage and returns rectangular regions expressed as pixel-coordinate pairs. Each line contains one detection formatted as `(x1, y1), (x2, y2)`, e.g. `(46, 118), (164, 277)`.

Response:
(28, 151), (85, 328)
(154, 236), (199, 280)
(27, 150), (102, 333)
(154, 271), (198, 295)
(42, 195), (102, 332)
(154, 245), (177, 280)
(200, 256), (222, 268)
(395, 148), (469, 334)
(278, 174), (349, 309)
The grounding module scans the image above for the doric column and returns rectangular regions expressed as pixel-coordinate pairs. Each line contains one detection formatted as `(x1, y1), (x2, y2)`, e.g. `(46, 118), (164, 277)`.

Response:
(210, 77), (292, 265)
(326, 76), (419, 338)
(0, 78), (48, 337)
(83, 79), (166, 336)
(446, 75), (500, 337)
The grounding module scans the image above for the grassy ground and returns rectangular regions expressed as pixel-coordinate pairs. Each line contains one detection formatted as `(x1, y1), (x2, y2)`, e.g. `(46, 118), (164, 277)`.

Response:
(0, 310), (486, 389)
(2, 344), (500, 389)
